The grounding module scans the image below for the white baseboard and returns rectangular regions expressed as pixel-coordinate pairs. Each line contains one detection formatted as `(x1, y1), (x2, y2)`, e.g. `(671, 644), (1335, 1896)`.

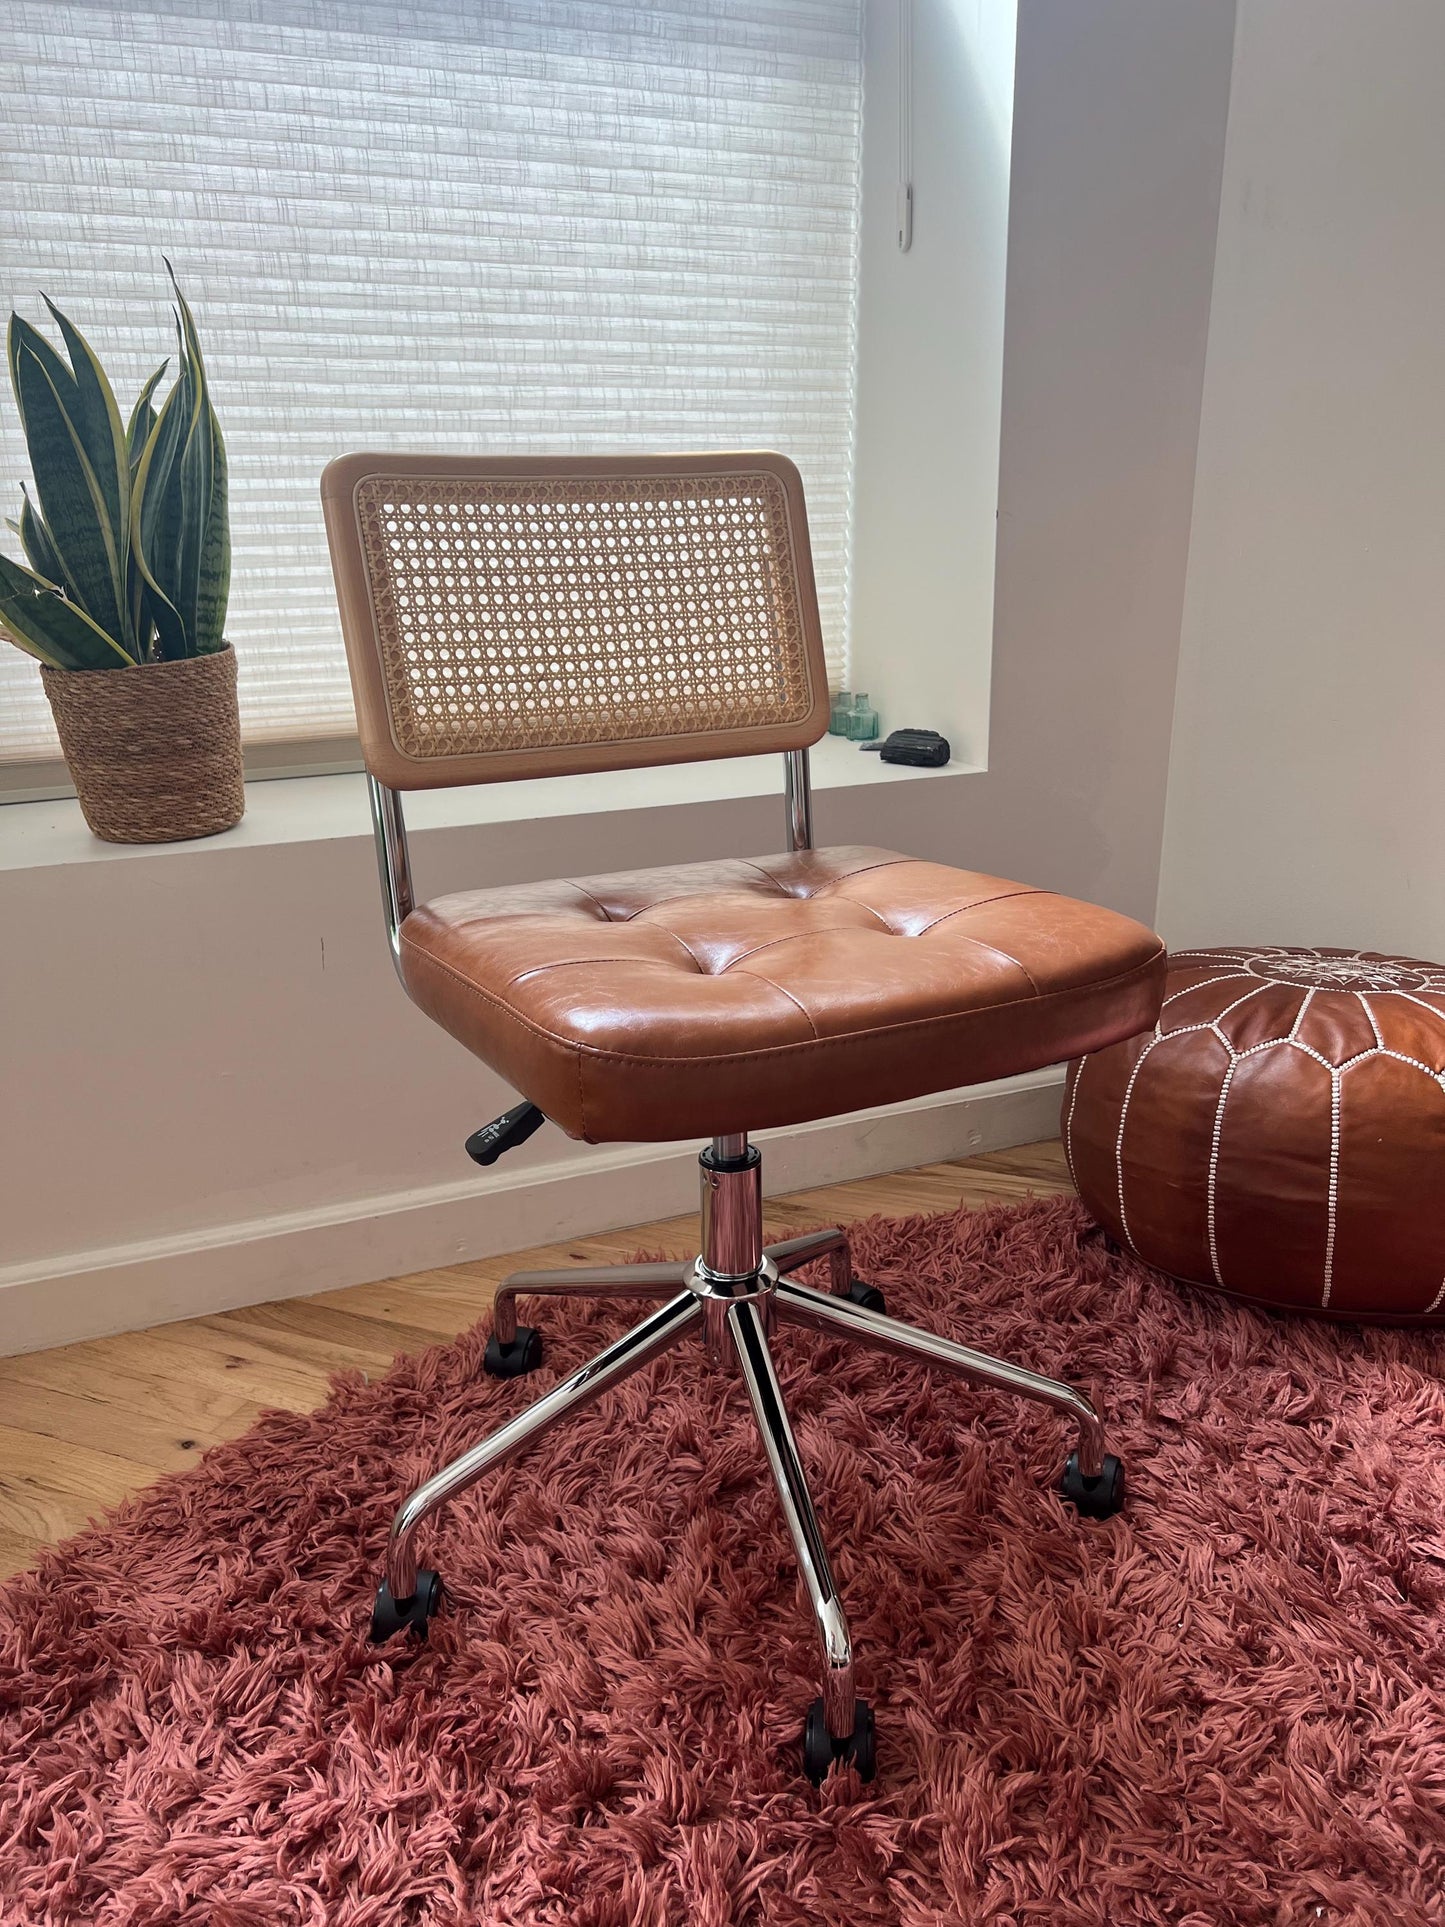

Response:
(0, 1069), (1065, 1358)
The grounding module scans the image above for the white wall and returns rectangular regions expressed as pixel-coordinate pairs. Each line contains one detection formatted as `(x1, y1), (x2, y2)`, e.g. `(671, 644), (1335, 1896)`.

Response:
(0, 0), (1237, 1352)
(849, 0), (1017, 763)
(1158, 0), (1445, 957)
(943, 0), (1234, 916)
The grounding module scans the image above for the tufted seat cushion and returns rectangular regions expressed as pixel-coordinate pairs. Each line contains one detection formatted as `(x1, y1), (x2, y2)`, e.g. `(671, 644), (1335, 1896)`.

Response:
(398, 846), (1164, 1143)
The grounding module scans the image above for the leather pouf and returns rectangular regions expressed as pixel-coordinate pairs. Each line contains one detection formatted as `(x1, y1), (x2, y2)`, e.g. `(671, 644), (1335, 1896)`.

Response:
(1065, 945), (1445, 1320)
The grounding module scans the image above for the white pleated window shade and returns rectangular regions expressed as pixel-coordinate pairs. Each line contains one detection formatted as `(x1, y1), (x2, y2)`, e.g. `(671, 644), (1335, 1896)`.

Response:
(0, 0), (861, 764)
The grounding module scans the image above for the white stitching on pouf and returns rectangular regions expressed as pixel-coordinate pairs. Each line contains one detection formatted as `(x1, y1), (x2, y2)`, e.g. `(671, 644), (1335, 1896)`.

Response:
(1111, 947), (1445, 1313)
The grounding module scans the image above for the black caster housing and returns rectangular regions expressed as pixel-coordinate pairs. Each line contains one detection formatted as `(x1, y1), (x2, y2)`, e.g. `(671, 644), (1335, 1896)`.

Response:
(845, 1278), (887, 1314)
(484, 1325), (543, 1378)
(1060, 1450), (1125, 1519)
(803, 1697), (877, 1786)
(370, 1568), (442, 1643)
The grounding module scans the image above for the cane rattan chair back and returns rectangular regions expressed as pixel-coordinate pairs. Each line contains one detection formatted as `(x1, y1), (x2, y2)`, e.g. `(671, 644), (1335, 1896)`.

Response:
(321, 451), (832, 791)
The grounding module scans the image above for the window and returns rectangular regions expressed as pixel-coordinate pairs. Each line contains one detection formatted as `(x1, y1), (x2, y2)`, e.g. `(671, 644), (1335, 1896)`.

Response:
(0, 0), (862, 767)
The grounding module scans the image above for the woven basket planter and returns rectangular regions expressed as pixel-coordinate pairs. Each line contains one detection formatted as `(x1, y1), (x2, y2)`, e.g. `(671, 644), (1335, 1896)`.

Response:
(41, 644), (245, 844)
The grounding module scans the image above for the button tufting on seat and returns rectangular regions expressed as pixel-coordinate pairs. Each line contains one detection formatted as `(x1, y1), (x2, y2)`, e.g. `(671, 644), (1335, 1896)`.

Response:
(398, 845), (1166, 1143)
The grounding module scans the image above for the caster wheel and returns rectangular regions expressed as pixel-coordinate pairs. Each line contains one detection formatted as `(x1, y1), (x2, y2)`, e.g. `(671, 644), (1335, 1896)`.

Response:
(802, 1697), (877, 1786)
(370, 1568), (442, 1643)
(484, 1325), (543, 1378)
(845, 1279), (887, 1314)
(1060, 1450), (1125, 1519)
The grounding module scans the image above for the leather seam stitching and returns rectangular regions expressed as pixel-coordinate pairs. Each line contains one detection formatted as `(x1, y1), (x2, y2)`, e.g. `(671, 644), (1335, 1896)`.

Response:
(737, 973), (820, 1040)
(945, 933), (1043, 996)
(505, 952), (700, 988)
(757, 853), (918, 891)
(401, 933), (585, 1058)
(736, 858), (805, 898)
(848, 902), (897, 931)
(566, 880), (616, 923)
(556, 950), (1164, 1066)
(660, 930), (709, 974)
(911, 889), (1049, 936)
(400, 932), (1164, 1068)
(609, 864), (794, 923)
(716, 925), (882, 971)
(432, 852), (913, 929)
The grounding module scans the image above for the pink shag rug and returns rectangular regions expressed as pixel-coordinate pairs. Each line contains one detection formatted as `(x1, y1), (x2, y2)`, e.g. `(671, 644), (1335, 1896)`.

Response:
(3, 1196), (1445, 1926)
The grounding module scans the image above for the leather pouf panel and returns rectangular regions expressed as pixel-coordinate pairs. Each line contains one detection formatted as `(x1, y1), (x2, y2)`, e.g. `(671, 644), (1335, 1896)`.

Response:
(1065, 946), (1445, 1320)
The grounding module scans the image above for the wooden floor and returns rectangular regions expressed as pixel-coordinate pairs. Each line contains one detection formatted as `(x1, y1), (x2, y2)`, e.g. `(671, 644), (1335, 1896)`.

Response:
(0, 1140), (1073, 1581)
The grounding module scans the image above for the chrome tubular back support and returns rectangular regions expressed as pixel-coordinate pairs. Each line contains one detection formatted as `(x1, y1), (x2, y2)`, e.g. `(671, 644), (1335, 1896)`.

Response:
(368, 775), (415, 980)
(369, 753), (808, 984)
(783, 747), (813, 852)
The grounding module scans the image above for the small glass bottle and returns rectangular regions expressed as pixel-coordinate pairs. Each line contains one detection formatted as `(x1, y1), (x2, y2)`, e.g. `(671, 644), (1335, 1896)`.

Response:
(847, 692), (880, 741)
(829, 689), (853, 736)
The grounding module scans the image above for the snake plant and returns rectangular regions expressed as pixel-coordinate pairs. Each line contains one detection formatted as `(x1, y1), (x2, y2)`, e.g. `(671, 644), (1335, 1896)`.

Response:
(0, 264), (229, 670)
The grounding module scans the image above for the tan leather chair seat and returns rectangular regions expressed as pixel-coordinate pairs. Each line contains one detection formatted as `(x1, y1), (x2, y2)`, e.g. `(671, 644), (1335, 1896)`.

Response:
(400, 846), (1165, 1142)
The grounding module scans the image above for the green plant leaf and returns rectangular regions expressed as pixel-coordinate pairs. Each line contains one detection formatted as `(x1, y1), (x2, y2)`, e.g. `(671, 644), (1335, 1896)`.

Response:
(0, 550), (134, 669)
(126, 360), (169, 478)
(41, 296), (131, 586)
(123, 368), (169, 660)
(168, 268), (230, 655)
(7, 313), (78, 419)
(130, 377), (189, 659)
(176, 374), (210, 653)
(167, 263), (210, 385)
(125, 538), (155, 664)
(14, 486), (67, 587)
(38, 300), (135, 658)
(10, 339), (127, 642)
(193, 409), (229, 653)
(126, 538), (154, 656)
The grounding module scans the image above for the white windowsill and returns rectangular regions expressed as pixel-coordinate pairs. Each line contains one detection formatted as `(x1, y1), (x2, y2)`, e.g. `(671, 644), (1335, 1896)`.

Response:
(0, 735), (981, 874)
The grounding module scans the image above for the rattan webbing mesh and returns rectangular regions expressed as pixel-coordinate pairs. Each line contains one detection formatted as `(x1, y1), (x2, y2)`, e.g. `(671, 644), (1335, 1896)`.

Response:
(356, 469), (817, 763)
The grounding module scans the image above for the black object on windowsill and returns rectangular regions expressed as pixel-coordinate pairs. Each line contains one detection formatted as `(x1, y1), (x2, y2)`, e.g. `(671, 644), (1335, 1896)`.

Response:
(860, 728), (951, 768)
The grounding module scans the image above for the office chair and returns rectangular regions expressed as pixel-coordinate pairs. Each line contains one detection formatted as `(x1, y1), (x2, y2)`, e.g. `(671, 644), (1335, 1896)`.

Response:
(322, 451), (1165, 1785)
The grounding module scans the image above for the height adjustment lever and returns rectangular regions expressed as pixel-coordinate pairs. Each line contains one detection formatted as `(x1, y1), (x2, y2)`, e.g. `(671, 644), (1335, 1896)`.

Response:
(465, 1102), (545, 1166)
